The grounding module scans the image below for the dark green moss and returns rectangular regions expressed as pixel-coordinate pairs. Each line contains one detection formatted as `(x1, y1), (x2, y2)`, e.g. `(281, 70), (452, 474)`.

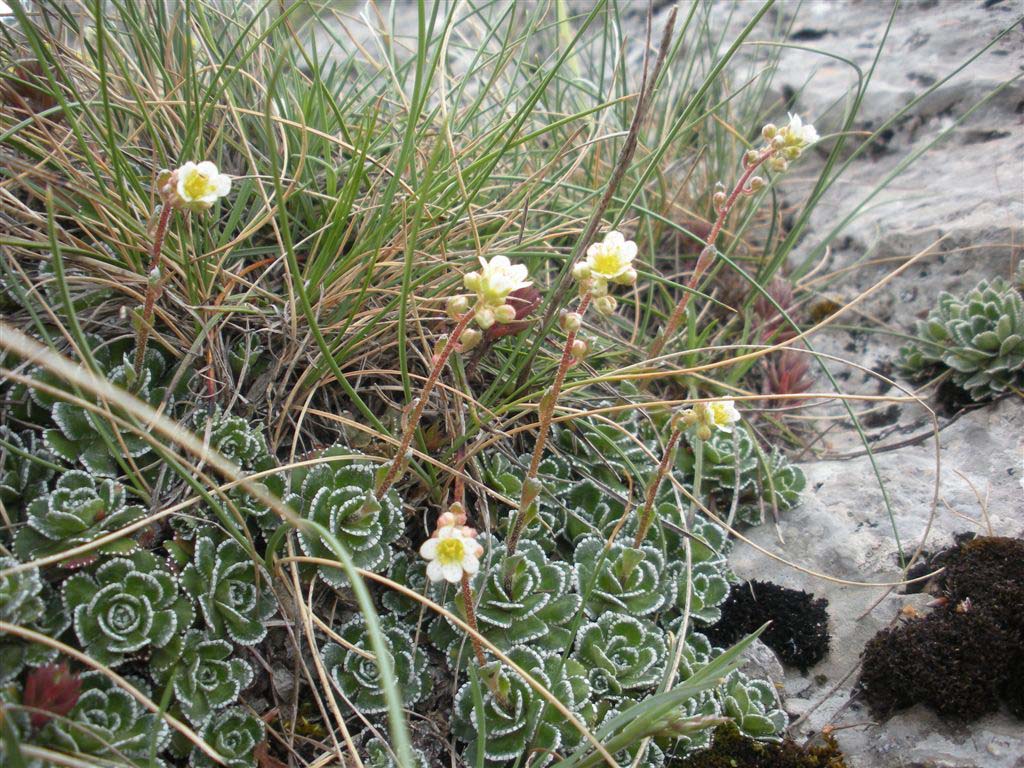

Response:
(673, 723), (847, 768)
(859, 535), (1024, 722)
(703, 581), (830, 672)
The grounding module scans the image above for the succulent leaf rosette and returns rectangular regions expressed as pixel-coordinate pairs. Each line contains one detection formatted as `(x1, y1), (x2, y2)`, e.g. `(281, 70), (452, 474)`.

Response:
(151, 630), (253, 726)
(452, 651), (589, 768)
(363, 735), (431, 768)
(573, 534), (670, 618)
(0, 426), (56, 511)
(484, 452), (571, 550)
(63, 551), (194, 667)
(898, 276), (1024, 401)
(286, 446), (403, 587)
(43, 671), (170, 761)
(720, 670), (787, 739)
(429, 537), (580, 665)
(181, 531), (276, 646)
(191, 707), (264, 768)
(381, 550), (429, 617)
(193, 408), (269, 468)
(575, 612), (667, 700)
(39, 348), (170, 477)
(0, 558), (68, 683)
(321, 615), (429, 715)
(554, 411), (658, 487)
(664, 559), (731, 627)
(14, 470), (145, 560)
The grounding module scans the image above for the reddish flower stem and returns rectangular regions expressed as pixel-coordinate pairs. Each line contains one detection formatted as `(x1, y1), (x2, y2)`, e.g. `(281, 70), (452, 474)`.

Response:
(375, 307), (477, 499)
(504, 292), (591, 564)
(461, 573), (487, 668)
(133, 203), (173, 380)
(633, 427), (683, 547)
(648, 146), (775, 360)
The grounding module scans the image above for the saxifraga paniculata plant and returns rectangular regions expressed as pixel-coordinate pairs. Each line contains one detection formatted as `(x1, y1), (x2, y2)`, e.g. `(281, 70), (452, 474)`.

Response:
(898, 276), (1024, 401)
(62, 550), (194, 667)
(0, 558), (68, 683)
(322, 614), (430, 714)
(180, 530), (277, 646)
(286, 445), (404, 587)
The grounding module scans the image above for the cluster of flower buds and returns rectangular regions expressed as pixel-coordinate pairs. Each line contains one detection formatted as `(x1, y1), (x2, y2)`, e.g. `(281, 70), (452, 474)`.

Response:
(156, 161), (232, 213)
(672, 397), (741, 441)
(759, 113), (819, 174)
(419, 503), (484, 584)
(572, 230), (638, 317)
(448, 255), (533, 351)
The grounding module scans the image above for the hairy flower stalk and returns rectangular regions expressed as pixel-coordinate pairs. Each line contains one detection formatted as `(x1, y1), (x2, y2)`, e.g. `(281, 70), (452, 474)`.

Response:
(375, 307), (477, 498)
(377, 255), (530, 498)
(649, 115), (818, 359)
(634, 399), (741, 545)
(633, 426), (683, 547)
(505, 231), (637, 571)
(134, 161), (231, 381)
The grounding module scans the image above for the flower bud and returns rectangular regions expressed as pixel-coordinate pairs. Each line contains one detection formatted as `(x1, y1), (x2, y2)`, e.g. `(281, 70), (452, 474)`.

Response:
(560, 311), (582, 333)
(743, 149), (760, 166)
(447, 501), (467, 525)
(475, 306), (496, 329)
(671, 408), (698, 431)
(493, 303), (517, 324)
(572, 261), (591, 281)
(570, 338), (588, 361)
(785, 146), (801, 161)
(697, 424), (712, 441)
(463, 271), (481, 292)
(460, 327), (482, 351)
(446, 294), (470, 319)
(613, 267), (638, 286)
(761, 123), (778, 140)
(148, 266), (162, 284)
(768, 155), (788, 173)
(748, 176), (766, 193)
(712, 191), (727, 209)
(589, 277), (609, 299)
(593, 295), (617, 316)
(771, 134), (786, 149)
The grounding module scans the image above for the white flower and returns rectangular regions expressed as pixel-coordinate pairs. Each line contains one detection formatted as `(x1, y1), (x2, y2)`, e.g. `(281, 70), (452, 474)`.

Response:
(781, 113), (818, 149)
(463, 255), (531, 309)
(170, 161), (231, 211)
(704, 399), (742, 433)
(419, 524), (484, 584)
(584, 231), (637, 284)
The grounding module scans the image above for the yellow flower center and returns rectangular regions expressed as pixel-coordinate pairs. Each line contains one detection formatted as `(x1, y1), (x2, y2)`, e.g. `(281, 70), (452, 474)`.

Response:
(590, 248), (623, 277)
(437, 537), (465, 565)
(183, 170), (213, 200)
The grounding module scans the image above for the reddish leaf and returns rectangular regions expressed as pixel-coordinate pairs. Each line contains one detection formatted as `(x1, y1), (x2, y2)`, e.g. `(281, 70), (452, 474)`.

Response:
(23, 663), (81, 729)
(484, 286), (542, 341)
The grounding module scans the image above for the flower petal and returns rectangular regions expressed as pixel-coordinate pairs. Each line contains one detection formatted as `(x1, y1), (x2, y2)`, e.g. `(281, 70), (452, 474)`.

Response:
(426, 560), (444, 582)
(442, 562), (463, 583)
(419, 538), (439, 559)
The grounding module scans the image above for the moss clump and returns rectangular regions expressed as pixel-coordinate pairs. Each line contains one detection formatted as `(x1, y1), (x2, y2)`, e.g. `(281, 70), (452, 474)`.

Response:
(859, 535), (1024, 722)
(704, 581), (830, 672)
(674, 723), (847, 767)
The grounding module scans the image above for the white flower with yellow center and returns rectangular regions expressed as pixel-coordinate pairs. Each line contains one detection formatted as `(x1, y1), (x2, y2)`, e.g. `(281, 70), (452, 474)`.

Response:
(419, 524), (484, 584)
(703, 399), (742, 433)
(463, 255), (531, 309)
(584, 230), (638, 285)
(779, 113), (818, 153)
(169, 161), (232, 212)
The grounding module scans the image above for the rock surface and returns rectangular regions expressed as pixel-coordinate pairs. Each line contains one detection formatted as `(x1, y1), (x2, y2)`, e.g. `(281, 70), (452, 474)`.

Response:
(720, 3), (1024, 766)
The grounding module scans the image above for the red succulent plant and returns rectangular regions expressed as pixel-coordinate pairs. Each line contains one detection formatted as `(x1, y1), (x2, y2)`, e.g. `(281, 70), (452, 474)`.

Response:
(23, 663), (82, 729)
